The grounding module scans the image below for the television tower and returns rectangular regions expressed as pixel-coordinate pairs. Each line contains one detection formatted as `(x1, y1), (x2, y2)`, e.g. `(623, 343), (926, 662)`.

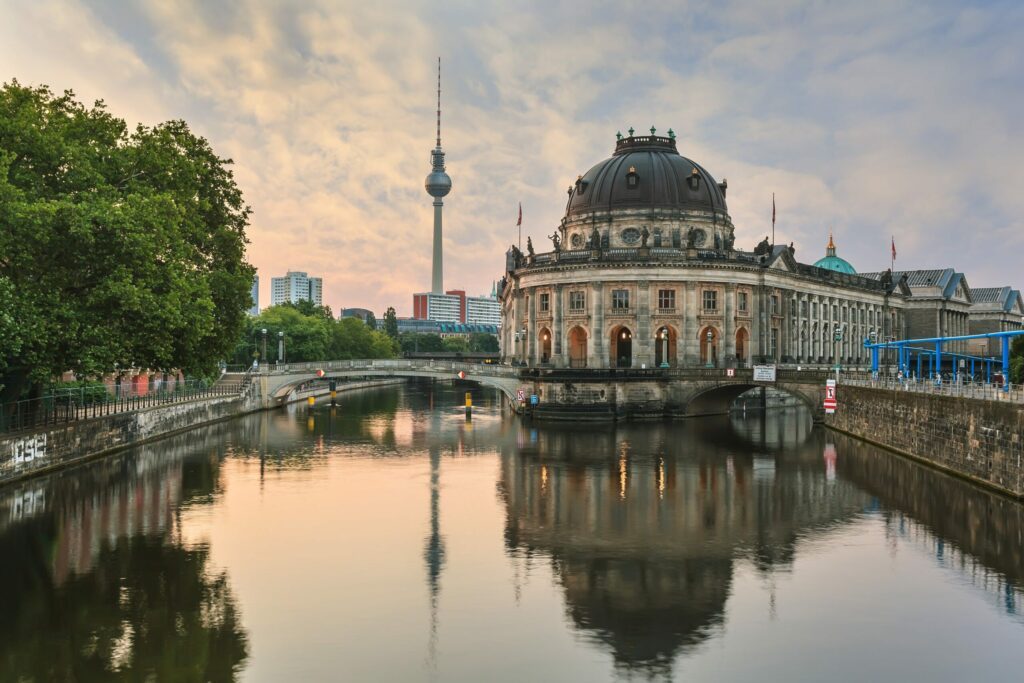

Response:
(424, 57), (452, 294)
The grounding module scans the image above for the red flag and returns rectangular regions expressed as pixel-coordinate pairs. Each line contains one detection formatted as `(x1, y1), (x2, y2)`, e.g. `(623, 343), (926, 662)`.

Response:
(891, 236), (896, 260)
(772, 193), (776, 226)
(517, 202), (522, 227)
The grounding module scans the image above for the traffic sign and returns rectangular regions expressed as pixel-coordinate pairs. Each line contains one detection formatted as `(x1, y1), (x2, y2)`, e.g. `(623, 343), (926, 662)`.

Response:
(457, 370), (466, 380)
(726, 368), (735, 377)
(516, 389), (526, 402)
(316, 369), (325, 378)
(824, 378), (838, 413)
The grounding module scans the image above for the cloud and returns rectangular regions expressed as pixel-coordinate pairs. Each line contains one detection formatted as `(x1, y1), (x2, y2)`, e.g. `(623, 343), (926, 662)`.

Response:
(4, 0), (1023, 313)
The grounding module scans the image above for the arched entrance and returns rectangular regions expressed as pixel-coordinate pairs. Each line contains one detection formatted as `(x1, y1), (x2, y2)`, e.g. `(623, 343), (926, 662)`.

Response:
(538, 327), (552, 363)
(611, 326), (633, 368)
(699, 326), (719, 367)
(654, 325), (678, 368)
(735, 327), (749, 367)
(568, 326), (588, 368)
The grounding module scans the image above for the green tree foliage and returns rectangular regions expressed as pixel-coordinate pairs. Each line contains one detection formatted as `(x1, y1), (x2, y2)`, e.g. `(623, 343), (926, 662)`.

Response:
(230, 305), (397, 364)
(467, 332), (499, 353)
(383, 307), (399, 339)
(0, 81), (254, 400)
(364, 311), (377, 330)
(399, 333), (446, 354)
(442, 336), (469, 353)
(1011, 335), (1024, 384)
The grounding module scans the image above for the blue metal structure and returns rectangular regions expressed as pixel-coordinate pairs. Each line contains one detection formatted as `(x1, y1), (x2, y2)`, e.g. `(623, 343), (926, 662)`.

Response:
(863, 330), (1023, 391)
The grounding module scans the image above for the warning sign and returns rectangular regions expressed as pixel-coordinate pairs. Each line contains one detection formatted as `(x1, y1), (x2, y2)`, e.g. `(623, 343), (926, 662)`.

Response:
(516, 389), (526, 402)
(824, 379), (837, 413)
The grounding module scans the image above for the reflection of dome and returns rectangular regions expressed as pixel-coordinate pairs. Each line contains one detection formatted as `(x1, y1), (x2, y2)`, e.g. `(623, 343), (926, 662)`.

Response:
(565, 131), (729, 220)
(813, 233), (856, 274)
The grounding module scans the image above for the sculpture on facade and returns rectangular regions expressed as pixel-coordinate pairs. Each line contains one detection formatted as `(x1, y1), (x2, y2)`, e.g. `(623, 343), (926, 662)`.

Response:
(754, 236), (771, 256)
(549, 231), (561, 252)
(686, 227), (697, 249)
(590, 226), (601, 249)
(641, 226), (650, 248)
(526, 236), (535, 257)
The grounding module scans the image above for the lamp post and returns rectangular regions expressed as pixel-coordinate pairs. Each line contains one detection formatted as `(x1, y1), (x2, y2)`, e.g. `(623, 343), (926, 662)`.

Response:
(659, 328), (669, 368)
(261, 328), (267, 371)
(833, 324), (843, 383)
(705, 329), (714, 368)
(278, 331), (286, 366)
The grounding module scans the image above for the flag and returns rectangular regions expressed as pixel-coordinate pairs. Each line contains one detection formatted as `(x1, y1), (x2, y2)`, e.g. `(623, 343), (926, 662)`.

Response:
(772, 193), (776, 227)
(517, 202), (522, 227)
(891, 236), (896, 261)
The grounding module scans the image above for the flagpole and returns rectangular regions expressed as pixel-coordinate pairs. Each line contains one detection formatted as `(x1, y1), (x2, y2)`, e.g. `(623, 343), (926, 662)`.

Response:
(771, 193), (776, 246)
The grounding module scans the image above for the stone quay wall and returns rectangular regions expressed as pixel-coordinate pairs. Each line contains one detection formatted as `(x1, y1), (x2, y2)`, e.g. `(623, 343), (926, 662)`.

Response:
(824, 385), (1024, 498)
(0, 378), (406, 487)
(0, 394), (249, 486)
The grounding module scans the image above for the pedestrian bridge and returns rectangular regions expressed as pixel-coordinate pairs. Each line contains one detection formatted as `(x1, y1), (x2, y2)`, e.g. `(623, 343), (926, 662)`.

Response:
(256, 360), (833, 418)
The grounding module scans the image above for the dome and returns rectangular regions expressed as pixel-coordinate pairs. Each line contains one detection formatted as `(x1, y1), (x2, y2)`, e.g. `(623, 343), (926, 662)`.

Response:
(565, 130), (729, 220)
(813, 233), (856, 274)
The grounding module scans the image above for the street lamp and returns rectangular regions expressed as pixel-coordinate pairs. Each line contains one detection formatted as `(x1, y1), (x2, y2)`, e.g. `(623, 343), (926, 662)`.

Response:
(261, 328), (268, 371)
(659, 328), (670, 368)
(833, 324), (843, 383)
(278, 331), (286, 365)
(705, 329), (714, 368)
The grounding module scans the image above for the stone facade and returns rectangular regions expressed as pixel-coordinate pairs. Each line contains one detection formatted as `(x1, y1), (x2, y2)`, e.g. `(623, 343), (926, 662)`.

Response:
(825, 385), (1024, 497)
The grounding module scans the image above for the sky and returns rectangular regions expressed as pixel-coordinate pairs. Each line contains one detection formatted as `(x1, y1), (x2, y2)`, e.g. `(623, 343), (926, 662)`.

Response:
(2, 0), (1023, 316)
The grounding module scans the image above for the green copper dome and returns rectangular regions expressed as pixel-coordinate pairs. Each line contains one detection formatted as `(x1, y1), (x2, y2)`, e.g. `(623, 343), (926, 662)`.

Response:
(813, 233), (856, 274)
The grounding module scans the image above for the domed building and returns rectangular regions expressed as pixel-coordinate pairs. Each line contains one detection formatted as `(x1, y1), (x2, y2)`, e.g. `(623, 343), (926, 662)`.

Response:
(813, 233), (857, 274)
(499, 130), (910, 369)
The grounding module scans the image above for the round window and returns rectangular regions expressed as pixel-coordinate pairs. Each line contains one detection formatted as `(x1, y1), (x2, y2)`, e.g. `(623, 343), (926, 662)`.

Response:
(621, 228), (641, 245)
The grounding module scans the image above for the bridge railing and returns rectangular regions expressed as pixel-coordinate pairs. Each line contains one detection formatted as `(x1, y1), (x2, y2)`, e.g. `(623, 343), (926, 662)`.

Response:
(270, 359), (521, 378)
(841, 375), (1024, 403)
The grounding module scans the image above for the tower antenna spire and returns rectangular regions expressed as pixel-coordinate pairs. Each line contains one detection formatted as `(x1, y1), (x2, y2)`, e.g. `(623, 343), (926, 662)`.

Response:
(436, 57), (442, 148)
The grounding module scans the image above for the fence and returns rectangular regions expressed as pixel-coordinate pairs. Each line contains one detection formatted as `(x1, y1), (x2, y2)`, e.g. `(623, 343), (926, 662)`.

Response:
(0, 377), (247, 435)
(840, 374), (1024, 403)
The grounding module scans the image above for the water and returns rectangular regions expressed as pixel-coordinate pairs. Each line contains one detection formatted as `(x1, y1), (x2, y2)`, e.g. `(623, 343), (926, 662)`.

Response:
(1, 382), (1022, 682)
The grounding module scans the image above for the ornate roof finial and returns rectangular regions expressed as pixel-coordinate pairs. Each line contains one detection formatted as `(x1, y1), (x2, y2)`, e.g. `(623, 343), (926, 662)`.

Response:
(628, 127), (634, 137)
(616, 131), (622, 140)
(827, 230), (835, 250)
(667, 128), (675, 140)
(650, 125), (657, 135)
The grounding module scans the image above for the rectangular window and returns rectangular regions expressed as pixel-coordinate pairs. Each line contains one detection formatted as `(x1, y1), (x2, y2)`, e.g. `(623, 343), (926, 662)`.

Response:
(738, 292), (749, 313)
(800, 300), (807, 317)
(703, 290), (717, 311)
(811, 302), (818, 318)
(842, 307), (848, 322)
(539, 292), (550, 312)
(569, 291), (585, 311)
(770, 328), (779, 358)
(771, 295), (779, 315)
(658, 289), (675, 310)
(612, 289), (630, 310)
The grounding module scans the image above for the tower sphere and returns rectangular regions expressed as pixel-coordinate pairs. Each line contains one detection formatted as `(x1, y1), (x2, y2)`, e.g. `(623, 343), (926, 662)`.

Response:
(425, 164), (452, 197)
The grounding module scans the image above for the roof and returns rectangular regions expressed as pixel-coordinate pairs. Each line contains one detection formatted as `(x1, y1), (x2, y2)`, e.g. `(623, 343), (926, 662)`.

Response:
(565, 132), (729, 220)
(860, 268), (970, 301)
(813, 255), (857, 274)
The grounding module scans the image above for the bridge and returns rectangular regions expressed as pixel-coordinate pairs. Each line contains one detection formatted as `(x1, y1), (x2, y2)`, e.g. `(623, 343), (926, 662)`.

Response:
(255, 359), (832, 418)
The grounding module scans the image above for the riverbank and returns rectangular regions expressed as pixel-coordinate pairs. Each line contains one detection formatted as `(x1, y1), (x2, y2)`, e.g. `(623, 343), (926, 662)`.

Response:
(0, 378), (407, 487)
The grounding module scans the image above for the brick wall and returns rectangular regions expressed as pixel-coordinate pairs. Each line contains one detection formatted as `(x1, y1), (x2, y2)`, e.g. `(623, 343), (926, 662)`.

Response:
(825, 385), (1024, 497)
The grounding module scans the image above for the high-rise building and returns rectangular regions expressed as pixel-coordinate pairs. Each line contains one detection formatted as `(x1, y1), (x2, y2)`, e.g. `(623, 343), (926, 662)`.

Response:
(249, 275), (259, 316)
(270, 271), (323, 307)
(412, 288), (500, 325)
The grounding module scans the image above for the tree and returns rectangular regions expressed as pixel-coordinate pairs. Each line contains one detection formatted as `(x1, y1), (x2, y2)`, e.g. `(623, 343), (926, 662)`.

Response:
(0, 81), (254, 401)
(1011, 335), (1024, 385)
(383, 307), (399, 339)
(364, 311), (377, 330)
(399, 333), (446, 354)
(442, 336), (469, 353)
(467, 332), (499, 353)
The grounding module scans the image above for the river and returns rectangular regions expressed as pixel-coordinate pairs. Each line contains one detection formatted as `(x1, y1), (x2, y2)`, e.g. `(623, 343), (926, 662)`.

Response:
(1, 382), (1021, 681)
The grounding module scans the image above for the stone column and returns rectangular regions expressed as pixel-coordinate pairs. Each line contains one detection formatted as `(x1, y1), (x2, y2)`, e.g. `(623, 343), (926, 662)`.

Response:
(589, 282), (604, 368)
(553, 284), (564, 367)
(756, 281), (766, 359)
(684, 281), (699, 366)
(780, 290), (790, 362)
(636, 281), (651, 367)
(724, 283), (736, 365)
(527, 289), (536, 365)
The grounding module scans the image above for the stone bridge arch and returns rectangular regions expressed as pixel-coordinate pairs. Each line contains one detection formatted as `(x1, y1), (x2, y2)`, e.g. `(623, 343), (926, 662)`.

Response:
(678, 381), (823, 418)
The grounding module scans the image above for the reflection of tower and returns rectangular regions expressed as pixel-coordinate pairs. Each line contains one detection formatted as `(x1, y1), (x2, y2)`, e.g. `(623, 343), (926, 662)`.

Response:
(423, 389), (446, 663)
(424, 57), (452, 294)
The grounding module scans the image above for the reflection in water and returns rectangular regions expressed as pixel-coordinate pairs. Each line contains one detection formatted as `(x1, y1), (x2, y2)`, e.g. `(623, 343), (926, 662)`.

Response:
(499, 411), (869, 672)
(0, 425), (249, 681)
(0, 385), (1021, 680)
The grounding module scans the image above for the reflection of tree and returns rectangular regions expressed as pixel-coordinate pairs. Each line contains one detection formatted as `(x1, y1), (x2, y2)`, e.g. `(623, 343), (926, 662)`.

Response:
(0, 536), (248, 681)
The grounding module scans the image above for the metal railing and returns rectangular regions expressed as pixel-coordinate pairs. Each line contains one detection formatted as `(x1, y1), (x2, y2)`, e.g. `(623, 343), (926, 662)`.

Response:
(840, 375), (1024, 403)
(0, 376), (248, 435)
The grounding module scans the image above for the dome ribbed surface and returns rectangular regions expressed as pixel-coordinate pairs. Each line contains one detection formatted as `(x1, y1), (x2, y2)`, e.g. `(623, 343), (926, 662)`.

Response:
(566, 135), (728, 219)
(814, 255), (857, 274)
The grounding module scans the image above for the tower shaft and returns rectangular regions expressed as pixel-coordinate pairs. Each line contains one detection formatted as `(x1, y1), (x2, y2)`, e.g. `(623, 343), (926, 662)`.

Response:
(432, 199), (444, 293)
